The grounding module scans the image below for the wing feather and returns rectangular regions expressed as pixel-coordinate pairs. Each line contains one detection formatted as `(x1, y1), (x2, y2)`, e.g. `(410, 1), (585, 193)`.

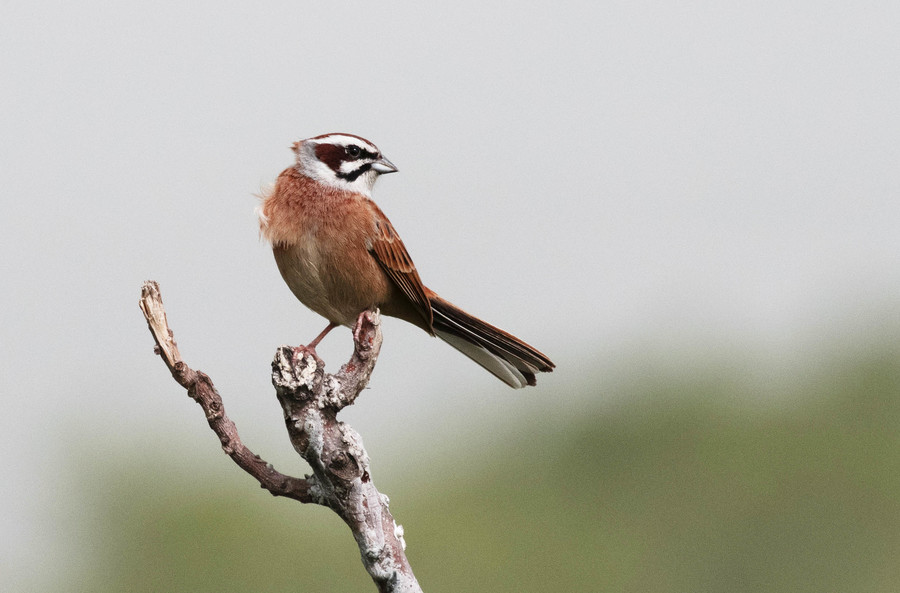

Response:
(367, 202), (434, 331)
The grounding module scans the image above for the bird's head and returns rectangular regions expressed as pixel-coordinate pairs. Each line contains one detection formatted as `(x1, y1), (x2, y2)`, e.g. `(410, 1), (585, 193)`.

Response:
(293, 133), (397, 196)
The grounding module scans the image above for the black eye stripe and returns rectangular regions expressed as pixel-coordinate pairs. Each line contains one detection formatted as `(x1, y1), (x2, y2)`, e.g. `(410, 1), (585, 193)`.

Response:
(344, 146), (379, 162)
(314, 141), (380, 181)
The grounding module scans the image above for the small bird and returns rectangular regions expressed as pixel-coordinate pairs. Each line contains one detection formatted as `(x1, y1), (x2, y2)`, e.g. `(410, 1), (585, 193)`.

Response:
(258, 133), (554, 388)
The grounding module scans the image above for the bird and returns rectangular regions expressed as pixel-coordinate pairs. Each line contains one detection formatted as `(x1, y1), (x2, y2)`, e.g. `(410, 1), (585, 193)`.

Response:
(258, 133), (555, 388)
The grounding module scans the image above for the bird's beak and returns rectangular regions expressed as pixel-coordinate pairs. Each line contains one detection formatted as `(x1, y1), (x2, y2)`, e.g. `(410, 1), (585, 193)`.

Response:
(371, 156), (398, 174)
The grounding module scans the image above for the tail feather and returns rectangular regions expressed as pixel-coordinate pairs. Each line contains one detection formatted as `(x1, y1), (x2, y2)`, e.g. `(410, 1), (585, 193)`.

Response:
(430, 296), (555, 388)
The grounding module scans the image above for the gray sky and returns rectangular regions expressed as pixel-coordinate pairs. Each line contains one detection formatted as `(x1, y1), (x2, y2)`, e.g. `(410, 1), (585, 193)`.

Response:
(2, 1), (899, 588)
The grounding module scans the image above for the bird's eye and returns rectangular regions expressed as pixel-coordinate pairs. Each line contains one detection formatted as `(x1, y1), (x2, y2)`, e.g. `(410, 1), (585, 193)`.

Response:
(346, 145), (361, 158)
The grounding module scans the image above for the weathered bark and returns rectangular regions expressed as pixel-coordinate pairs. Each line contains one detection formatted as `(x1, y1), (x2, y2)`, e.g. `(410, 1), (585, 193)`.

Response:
(140, 281), (421, 592)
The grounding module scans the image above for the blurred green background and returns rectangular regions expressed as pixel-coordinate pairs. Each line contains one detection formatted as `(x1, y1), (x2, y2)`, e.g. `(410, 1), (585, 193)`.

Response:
(70, 333), (899, 593)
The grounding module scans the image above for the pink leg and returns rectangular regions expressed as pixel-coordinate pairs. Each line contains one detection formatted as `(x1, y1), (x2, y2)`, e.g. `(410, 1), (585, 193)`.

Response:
(307, 321), (339, 349)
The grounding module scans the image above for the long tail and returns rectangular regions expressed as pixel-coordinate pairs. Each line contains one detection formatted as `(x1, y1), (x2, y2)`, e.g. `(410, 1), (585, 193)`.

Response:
(429, 295), (555, 388)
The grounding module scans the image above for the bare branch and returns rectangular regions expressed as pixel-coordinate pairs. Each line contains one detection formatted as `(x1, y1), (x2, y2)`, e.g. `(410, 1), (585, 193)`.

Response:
(139, 280), (182, 372)
(140, 281), (422, 592)
(139, 281), (313, 502)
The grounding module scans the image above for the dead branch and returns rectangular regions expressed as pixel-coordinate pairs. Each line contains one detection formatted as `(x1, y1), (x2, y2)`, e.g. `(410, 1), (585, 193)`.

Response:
(139, 280), (421, 593)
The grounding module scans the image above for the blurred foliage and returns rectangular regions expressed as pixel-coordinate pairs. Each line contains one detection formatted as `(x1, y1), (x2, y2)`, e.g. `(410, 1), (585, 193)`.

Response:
(78, 343), (900, 592)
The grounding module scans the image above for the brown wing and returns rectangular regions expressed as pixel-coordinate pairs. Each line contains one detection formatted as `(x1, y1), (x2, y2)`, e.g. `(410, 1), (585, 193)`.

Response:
(367, 201), (434, 332)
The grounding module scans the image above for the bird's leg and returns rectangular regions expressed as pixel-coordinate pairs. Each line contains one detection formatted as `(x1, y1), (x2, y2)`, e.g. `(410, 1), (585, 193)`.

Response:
(307, 321), (339, 350)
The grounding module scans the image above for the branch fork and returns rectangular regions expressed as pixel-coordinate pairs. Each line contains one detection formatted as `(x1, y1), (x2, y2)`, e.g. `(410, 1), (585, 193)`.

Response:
(139, 281), (421, 593)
